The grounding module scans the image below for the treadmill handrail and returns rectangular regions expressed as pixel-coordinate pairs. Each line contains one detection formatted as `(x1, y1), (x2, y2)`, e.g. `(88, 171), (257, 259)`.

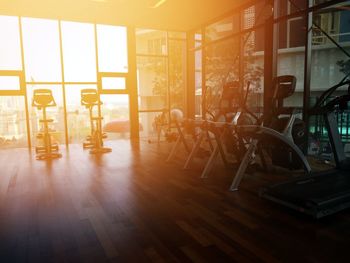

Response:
(312, 78), (350, 110)
(310, 94), (350, 115)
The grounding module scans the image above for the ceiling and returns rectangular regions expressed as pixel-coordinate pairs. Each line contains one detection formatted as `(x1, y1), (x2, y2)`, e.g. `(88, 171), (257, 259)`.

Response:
(0, 0), (248, 31)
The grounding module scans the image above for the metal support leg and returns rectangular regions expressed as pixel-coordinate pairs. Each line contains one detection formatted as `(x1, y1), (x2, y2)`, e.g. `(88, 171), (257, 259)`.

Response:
(201, 127), (229, 178)
(166, 136), (181, 162)
(166, 121), (190, 162)
(230, 138), (258, 191)
(201, 145), (219, 178)
(183, 132), (205, 169)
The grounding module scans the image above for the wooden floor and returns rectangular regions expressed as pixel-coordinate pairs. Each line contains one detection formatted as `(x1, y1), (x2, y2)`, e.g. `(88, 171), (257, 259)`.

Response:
(0, 140), (350, 263)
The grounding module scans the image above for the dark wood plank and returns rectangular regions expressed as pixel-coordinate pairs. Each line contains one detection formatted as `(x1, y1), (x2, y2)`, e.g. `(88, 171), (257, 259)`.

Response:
(0, 140), (350, 263)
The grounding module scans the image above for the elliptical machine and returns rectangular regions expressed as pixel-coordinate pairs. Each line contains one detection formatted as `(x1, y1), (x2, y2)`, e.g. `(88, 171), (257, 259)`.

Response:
(32, 89), (62, 160)
(230, 75), (311, 191)
(81, 89), (111, 154)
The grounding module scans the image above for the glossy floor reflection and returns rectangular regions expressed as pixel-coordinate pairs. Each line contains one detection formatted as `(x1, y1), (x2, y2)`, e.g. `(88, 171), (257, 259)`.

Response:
(0, 140), (349, 262)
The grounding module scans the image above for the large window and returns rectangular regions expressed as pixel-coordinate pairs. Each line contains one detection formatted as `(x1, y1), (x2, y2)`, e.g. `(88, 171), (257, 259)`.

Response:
(61, 21), (97, 82)
(192, 1), (266, 121)
(136, 29), (186, 140)
(0, 14), (133, 148)
(22, 18), (62, 82)
(0, 97), (27, 148)
(0, 16), (22, 70)
(272, 0), (350, 160)
(65, 85), (97, 144)
(0, 16), (27, 148)
(97, 25), (128, 73)
(309, 2), (350, 159)
(276, 16), (306, 108)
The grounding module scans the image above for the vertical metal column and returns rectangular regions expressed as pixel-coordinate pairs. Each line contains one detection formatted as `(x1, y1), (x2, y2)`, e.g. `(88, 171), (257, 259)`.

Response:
(93, 24), (103, 143)
(201, 27), (206, 120)
(58, 21), (69, 147)
(263, 0), (276, 119)
(186, 31), (195, 119)
(166, 31), (171, 126)
(18, 17), (32, 149)
(303, 0), (313, 151)
(127, 27), (140, 139)
(239, 10), (244, 93)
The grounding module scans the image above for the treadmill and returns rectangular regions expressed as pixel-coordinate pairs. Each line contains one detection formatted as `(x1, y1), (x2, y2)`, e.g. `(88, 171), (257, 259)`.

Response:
(260, 75), (350, 218)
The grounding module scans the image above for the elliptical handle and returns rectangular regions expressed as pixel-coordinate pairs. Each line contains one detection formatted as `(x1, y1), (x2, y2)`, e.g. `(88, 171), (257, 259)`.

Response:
(243, 81), (251, 107)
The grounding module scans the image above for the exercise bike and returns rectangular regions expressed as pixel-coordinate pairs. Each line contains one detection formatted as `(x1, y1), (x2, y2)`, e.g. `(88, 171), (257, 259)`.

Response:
(32, 89), (62, 160)
(81, 89), (111, 154)
(230, 75), (312, 191)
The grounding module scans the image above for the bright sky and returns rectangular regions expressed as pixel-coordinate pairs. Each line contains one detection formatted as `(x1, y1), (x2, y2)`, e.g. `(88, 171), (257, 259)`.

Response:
(0, 15), (129, 106)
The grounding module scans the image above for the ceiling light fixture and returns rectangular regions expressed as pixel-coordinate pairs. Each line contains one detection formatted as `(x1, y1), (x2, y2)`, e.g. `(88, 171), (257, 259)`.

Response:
(91, 0), (108, 3)
(150, 0), (167, 9)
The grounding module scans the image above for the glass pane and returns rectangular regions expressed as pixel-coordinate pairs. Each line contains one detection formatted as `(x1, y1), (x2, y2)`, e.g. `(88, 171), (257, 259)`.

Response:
(136, 29), (167, 55)
(0, 76), (20, 90)
(97, 25), (128, 73)
(276, 0), (307, 18)
(27, 84), (65, 146)
(0, 15), (22, 70)
(195, 50), (202, 117)
(276, 15), (306, 49)
(242, 1), (271, 30)
(205, 37), (241, 117)
(0, 96), (27, 148)
(61, 21), (97, 82)
(195, 30), (202, 48)
(137, 56), (168, 111)
(205, 15), (239, 42)
(100, 94), (130, 139)
(22, 17), (62, 82)
(101, 77), (126, 90)
(276, 17), (305, 108)
(195, 71), (202, 117)
(65, 84), (97, 144)
(243, 28), (264, 111)
(309, 5), (350, 159)
(169, 39), (186, 112)
(139, 111), (167, 141)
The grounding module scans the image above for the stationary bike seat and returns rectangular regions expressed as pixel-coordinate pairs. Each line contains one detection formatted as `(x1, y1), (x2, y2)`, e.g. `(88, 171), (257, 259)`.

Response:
(39, 119), (54, 123)
(92, 117), (103, 121)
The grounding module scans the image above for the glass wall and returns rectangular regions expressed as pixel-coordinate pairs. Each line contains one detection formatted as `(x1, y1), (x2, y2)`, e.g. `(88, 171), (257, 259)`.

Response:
(22, 18), (62, 82)
(309, 1), (350, 159)
(191, 1), (266, 121)
(0, 16), (22, 70)
(191, 0), (350, 163)
(276, 15), (306, 108)
(0, 96), (27, 148)
(194, 30), (203, 117)
(65, 85), (96, 144)
(136, 29), (187, 141)
(273, 0), (350, 160)
(0, 13), (188, 147)
(0, 14), (132, 149)
(100, 94), (130, 139)
(205, 37), (240, 117)
(0, 16), (27, 148)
